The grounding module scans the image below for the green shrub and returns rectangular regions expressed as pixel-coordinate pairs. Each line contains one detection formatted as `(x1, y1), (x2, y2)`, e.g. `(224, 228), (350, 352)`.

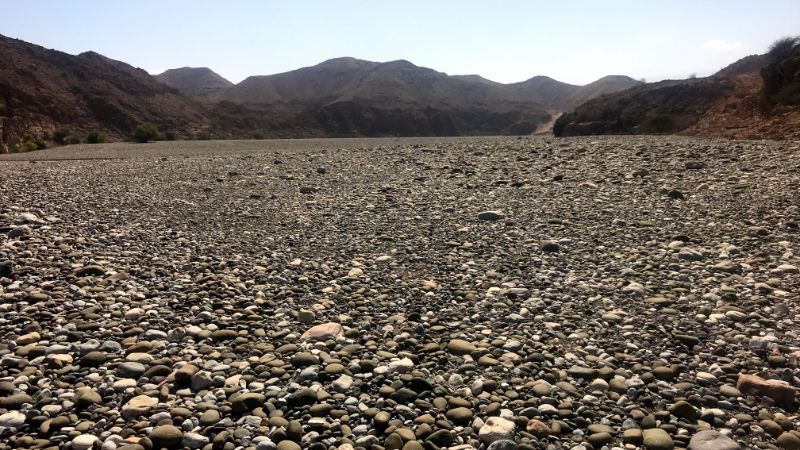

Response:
(197, 132), (212, 140)
(163, 130), (177, 141)
(86, 132), (106, 144)
(252, 132), (265, 140)
(643, 114), (675, 133)
(132, 122), (161, 143)
(66, 135), (81, 145)
(21, 140), (39, 152)
(768, 36), (800, 60)
(53, 129), (69, 144)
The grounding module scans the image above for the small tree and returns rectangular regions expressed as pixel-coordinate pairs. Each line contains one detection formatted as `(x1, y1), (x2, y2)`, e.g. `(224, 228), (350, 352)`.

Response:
(86, 132), (106, 144)
(768, 36), (800, 60)
(132, 122), (161, 143)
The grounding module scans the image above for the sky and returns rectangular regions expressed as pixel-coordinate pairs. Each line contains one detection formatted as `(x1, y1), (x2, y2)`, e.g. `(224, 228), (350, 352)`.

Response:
(3, 1), (799, 85)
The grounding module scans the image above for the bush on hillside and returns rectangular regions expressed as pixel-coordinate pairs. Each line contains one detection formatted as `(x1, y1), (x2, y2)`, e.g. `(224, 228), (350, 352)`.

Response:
(53, 129), (69, 145)
(65, 135), (81, 145)
(163, 130), (177, 141)
(768, 36), (800, 60)
(14, 140), (40, 152)
(132, 122), (161, 143)
(86, 131), (106, 144)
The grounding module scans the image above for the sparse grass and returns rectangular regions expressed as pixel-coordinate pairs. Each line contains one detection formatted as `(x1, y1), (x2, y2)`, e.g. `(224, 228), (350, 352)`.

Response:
(12, 140), (42, 153)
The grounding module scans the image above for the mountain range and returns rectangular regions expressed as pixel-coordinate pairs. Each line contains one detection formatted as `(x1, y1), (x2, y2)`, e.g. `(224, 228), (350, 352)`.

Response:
(0, 33), (640, 149)
(2, 31), (798, 151)
(157, 58), (638, 112)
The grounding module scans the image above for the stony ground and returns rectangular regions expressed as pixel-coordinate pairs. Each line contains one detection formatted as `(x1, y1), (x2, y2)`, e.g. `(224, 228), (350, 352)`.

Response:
(1, 136), (799, 450)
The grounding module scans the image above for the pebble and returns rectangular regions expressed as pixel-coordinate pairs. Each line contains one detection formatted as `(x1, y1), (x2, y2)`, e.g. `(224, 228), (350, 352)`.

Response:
(688, 430), (741, 450)
(479, 416), (516, 444)
(478, 210), (505, 221)
(71, 435), (99, 450)
(149, 425), (183, 448)
(643, 428), (674, 450)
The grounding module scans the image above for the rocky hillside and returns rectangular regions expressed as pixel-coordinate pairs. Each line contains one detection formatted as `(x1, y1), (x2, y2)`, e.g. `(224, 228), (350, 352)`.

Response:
(209, 58), (640, 111)
(504, 75), (642, 111)
(155, 67), (233, 100)
(555, 38), (800, 139)
(0, 33), (658, 149)
(0, 34), (208, 151)
(199, 58), (640, 137)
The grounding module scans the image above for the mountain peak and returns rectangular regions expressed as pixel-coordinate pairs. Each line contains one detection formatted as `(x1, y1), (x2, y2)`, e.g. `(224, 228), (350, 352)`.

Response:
(155, 67), (233, 99)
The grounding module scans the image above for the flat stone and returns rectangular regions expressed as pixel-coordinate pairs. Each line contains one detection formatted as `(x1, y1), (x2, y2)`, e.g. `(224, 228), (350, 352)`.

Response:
(116, 361), (146, 379)
(182, 432), (210, 449)
(479, 416), (516, 444)
(688, 430), (740, 450)
(0, 393), (32, 409)
(231, 392), (266, 413)
(737, 373), (795, 405)
(149, 425), (183, 448)
(301, 322), (344, 341)
(74, 265), (106, 277)
(0, 411), (25, 428)
(777, 432), (800, 450)
(642, 428), (674, 450)
(478, 210), (505, 221)
(445, 407), (473, 424)
(446, 339), (477, 355)
(122, 395), (158, 418)
(71, 434), (99, 450)
(74, 388), (102, 408)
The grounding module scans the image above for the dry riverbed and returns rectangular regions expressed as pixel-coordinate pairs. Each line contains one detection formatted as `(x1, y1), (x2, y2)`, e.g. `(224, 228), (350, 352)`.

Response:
(1, 136), (799, 450)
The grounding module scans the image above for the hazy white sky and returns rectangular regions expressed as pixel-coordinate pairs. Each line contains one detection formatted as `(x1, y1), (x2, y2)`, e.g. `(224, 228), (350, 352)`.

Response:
(4, 1), (799, 85)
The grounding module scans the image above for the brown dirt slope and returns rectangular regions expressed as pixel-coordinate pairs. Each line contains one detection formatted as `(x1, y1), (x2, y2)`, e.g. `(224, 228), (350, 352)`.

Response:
(555, 42), (800, 139)
(0, 34), (208, 148)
